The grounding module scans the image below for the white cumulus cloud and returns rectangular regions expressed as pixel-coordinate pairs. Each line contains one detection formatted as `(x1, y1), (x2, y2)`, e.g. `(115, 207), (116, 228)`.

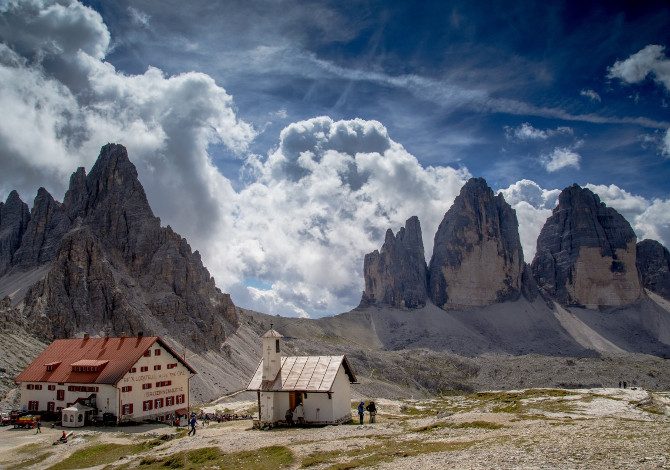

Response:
(580, 89), (601, 102)
(540, 147), (581, 172)
(504, 122), (573, 141)
(607, 44), (670, 90)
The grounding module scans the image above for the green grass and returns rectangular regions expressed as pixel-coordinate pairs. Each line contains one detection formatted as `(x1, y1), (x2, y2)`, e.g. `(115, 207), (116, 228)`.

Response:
(6, 452), (53, 470)
(412, 420), (505, 433)
(137, 445), (294, 469)
(47, 440), (163, 470)
(300, 439), (476, 469)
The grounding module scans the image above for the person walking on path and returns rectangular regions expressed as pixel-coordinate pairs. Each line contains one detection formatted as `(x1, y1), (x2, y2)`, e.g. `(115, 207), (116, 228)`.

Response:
(188, 415), (197, 436)
(35, 419), (41, 434)
(366, 401), (377, 424)
(294, 403), (305, 426)
(357, 401), (365, 425)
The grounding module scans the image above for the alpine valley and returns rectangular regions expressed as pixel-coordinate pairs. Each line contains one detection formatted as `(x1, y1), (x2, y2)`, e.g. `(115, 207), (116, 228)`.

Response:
(1, 145), (670, 407)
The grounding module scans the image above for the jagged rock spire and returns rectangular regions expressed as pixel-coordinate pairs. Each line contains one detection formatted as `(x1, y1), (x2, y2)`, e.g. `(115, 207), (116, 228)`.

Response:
(361, 216), (428, 308)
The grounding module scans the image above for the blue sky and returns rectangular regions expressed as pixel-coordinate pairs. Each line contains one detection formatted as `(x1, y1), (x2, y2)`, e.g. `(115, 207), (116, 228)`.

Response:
(1, 0), (669, 317)
(88, 0), (670, 196)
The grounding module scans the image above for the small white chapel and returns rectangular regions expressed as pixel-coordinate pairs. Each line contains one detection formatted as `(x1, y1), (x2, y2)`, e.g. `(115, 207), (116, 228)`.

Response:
(246, 328), (357, 425)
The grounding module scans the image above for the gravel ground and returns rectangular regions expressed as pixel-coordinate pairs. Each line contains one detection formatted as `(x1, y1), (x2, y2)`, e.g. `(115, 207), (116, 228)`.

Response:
(1, 387), (668, 469)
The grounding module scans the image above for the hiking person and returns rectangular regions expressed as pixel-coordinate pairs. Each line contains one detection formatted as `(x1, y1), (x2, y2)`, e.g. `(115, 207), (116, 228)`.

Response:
(188, 415), (197, 436)
(285, 408), (294, 426)
(35, 419), (41, 434)
(357, 401), (365, 424)
(366, 401), (377, 424)
(294, 402), (305, 425)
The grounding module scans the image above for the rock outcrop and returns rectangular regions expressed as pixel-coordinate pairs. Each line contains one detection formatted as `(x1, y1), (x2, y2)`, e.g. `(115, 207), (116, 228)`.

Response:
(1, 143), (237, 350)
(361, 216), (428, 308)
(0, 191), (30, 275)
(428, 178), (524, 309)
(636, 239), (670, 300)
(12, 188), (71, 268)
(531, 184), (642, 308)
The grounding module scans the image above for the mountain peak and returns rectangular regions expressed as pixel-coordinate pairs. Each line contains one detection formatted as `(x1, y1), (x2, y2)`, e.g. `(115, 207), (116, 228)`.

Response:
(361, 216), (428, 308)
(532, 184), (642, 307)
(428, 177), (524, 308)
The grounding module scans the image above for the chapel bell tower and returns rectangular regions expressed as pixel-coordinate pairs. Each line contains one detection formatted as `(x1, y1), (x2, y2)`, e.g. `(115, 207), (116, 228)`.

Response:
(262, 327), (283, 382)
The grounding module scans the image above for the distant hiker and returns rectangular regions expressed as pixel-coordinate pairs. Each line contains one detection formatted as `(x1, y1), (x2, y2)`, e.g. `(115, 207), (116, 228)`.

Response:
(619, 381), (622, 388)
(294, 403), (305, 425)
(357, 401), (365, 424)
(188, 416), (197, 436)
(35, 420), (41, 434)
(60, 431), (67, 442)
(366, 401), (377, 424)
(285, 408), (294, 426)
(623, 381), (627, 389)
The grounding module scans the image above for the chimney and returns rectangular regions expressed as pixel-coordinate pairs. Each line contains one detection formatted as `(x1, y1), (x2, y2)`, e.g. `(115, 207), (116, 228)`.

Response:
(138, 331), (144, 338)
(83, 333), (90, 340)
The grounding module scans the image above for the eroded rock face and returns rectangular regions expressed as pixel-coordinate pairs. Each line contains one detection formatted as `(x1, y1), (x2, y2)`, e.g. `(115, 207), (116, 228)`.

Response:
(428, 178), (524, 309)
(361, 216), (427, 308)
(12, 188), (71, 268)
(531, 184), (642, 308)
(0, 191), (30, 275)
(637, 239), (670, 300)
(3, 143), (237, 350)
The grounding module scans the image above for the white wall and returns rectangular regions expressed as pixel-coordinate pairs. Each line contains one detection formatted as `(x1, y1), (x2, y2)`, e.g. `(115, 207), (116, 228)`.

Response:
(117, 342), (191, 421)
(19, 383), (116, 415)
(331, 366), (352, 422)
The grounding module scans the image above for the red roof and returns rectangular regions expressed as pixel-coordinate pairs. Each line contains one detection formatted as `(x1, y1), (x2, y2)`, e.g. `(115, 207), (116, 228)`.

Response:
(15, 336), (195, 385)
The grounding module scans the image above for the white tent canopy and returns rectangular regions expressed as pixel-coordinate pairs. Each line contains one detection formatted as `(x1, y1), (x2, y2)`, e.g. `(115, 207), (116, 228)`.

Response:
(62, 403), (94, 428)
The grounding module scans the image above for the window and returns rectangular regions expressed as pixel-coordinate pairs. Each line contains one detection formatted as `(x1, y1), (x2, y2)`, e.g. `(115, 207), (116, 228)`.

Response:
(56, 407), (63, 413)
(143, 400), (153, 411)
(28, 401), (39, 411)
(176, 394), (185, 405)
(154, 365), (161, 371)
(166, 396), (175, 406)
(27, 384), (34, 390)
(154, 349), (161, 356)
(47, 402), (55, 412)
(144, 350), (151, 357)
(167, 363), (177, 369)
(34, 384), (43, 390)
(78, 414), (83, 422)
(156, 381), (172, 388)
(121, 386), (132, 393)
(275, 339), (280, 353)
(48, 385), (56, 391)
(140, 366), (148, 372)
(57, 390), (65, 401)
(130, 367), (137, 373)
(155, 398), (164, 409)
(67, 385), (98, 392)
(122, 404), (133, 415)
(142, 383), (152, 390)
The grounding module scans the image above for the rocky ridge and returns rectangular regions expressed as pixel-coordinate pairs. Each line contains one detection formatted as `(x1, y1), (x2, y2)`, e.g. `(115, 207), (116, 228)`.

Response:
(0, 144), (237, 350)
(531, 184), (642, 308)
(637, 239), (670, 300)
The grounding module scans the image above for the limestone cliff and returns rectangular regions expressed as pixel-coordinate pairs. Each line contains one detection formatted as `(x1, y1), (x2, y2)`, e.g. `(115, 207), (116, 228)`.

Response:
(531, 184), (642, 308)
(428, 178), (524, 309)
(361, 216), (427, 308)
(637, 239), (670, 300)
(0, 191), (30, 275)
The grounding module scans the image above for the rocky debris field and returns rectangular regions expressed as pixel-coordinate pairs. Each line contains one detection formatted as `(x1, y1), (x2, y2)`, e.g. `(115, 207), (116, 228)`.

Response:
(1, 387), (668, 469)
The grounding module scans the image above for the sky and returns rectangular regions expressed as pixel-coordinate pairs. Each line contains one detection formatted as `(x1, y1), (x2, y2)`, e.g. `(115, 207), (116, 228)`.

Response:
(0, 0), (669, 318)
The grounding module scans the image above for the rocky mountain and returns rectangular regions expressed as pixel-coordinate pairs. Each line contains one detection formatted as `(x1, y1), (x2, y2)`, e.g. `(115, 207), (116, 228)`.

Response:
(0, 190), (30, 276)
(637, 239), (670, 300)
(428, 177), (524, 309)
(531, 184), (642, 308)
(0, 144), (237, 350)
(360, 216), (428, 308)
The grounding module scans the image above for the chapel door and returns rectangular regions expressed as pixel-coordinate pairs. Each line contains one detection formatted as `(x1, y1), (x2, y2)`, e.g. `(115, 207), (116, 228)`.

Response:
(289, 392), (298, 410)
